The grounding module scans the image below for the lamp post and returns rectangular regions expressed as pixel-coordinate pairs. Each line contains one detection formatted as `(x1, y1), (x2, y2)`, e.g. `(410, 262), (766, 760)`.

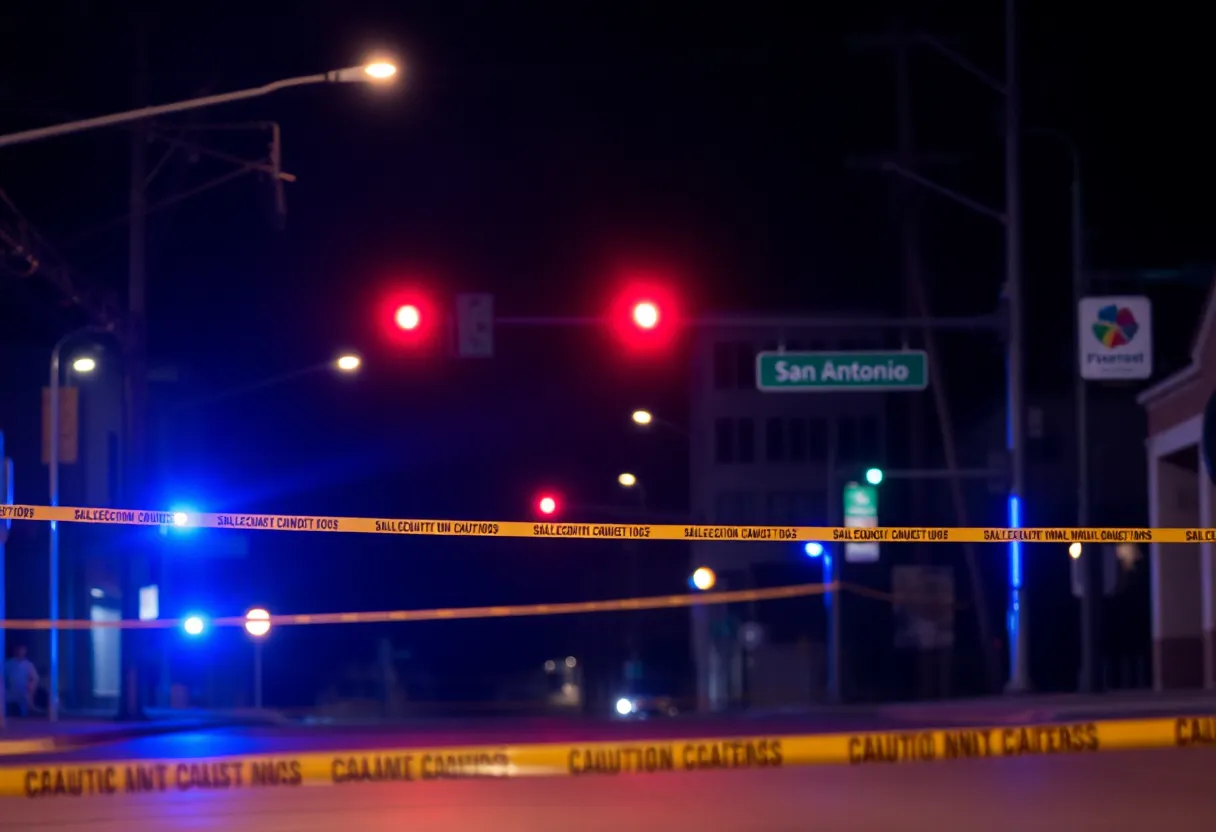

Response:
(0, 61), (399, 150)
(244, 608), (272, 710)
(168, 353), (362, 413)
(48, 327), (110, 721)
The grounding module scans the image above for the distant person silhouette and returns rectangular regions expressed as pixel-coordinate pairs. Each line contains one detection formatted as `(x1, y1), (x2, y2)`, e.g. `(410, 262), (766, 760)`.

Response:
(5, 644), (39, 717)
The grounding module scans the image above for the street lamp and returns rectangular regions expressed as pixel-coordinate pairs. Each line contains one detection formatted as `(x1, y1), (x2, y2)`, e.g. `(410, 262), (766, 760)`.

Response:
(691, 567), (716, 592)
(172, 352), (365, 412)
(629, 409), (689, 439)
(0, 59), (401, 150)
(244, 608), (272, 709)
(49, 326), (113, 722)
(618, 472), (637, 488)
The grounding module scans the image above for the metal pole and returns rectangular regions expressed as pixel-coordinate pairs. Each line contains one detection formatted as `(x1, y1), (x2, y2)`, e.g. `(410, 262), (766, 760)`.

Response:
(1, 432), (9, 729)
(1069, 146), (1102, 693)
(48, 344), (62, 721)
(0, 71), (358, 150)
(118, 35), (149, 719)
(1004, 0), (1030, 694)
(254, 641), (264, 710)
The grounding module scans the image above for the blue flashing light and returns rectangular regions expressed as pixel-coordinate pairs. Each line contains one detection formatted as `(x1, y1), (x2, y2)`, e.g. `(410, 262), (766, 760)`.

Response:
(1008, 495), (1023, 589)
(804, 541), (824, 558)
(182, 615), (206, 637)
(161, 504), (198, 536)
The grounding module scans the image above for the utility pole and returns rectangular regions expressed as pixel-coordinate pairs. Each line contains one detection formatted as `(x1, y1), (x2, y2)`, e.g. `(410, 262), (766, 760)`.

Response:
(894, 34), (934, 698)
(119, 24), (150, 720)
(888, 25), (1000, 694)
(875, 0), (1026, 693)
(1003, 0), (1029, 694)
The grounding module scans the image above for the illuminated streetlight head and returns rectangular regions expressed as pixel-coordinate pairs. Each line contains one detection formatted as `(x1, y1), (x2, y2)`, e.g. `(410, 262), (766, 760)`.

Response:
(631, 410), (653, 426)
(336, 354), (361, 372)
(691, 567), (716, 591)
(71, 356), (97, 374)
(245, 607), (272, 638)
(618, 472), (637, 488)
(363, 61), (398, 80)
(333, 60), (400, 83)
(1068, 542), (1082, 559)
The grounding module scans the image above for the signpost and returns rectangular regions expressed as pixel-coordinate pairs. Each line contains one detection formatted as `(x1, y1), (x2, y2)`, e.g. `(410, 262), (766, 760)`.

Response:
(892, 565), (955, 650)
(1078, 296), (1152, 381)
(843, 482), (879, 563)
(756, 351), (928, 392)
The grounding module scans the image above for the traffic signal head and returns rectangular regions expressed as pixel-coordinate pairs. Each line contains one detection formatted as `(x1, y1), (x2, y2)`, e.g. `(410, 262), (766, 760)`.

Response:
(394, 304), (422, 331)
(608, 280), (681, 354)
(377, 287), (438, 350)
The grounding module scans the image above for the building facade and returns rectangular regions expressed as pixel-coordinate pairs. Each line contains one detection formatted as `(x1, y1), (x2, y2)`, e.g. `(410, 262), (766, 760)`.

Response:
(688, 319), (890, 711)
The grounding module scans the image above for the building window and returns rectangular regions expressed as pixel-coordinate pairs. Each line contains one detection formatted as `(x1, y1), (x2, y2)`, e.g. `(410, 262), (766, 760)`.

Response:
(713, 342), (734, 390)
(765, 492), (791, 524)
(737, 418), (755, 463)
(714, 417), (735, 463)
(736, 342), (756, 389)
(837, 418), (857, 462)
(788, 418), (807, 462)
(808, 417), (828, 462)
(857, 416), (880, 461)
(1028, 406), (1045, 439)
(715, 491), (757, 523)
(765, 417), (784, 462)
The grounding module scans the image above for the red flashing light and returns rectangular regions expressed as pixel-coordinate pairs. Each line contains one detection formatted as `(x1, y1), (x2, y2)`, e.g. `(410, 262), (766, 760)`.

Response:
(377, 287), (437, 349)
(395, 304), (422, 331)
(632, 301), (660, 330)
(608, 280), (681, 354)
(537, 495), (558, 516)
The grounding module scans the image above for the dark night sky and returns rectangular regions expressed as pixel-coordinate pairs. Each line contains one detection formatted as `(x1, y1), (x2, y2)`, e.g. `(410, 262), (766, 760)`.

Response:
(0, 1), (1212, 701)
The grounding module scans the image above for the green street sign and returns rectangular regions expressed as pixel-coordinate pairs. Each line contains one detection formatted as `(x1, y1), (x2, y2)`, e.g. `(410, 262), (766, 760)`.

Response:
(755, 351), (929, 392)
(843, 482), (879, 563)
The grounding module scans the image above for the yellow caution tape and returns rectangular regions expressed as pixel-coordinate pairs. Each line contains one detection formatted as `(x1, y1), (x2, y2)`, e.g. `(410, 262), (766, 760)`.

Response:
(0, 503), (1201, 543)
(2, 715), (1214, 798)
(0, 583), (836, 630)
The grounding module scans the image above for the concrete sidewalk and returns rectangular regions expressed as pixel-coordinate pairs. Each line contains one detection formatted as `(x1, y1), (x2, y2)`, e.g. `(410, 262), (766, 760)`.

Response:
(0, 707), (286, 756)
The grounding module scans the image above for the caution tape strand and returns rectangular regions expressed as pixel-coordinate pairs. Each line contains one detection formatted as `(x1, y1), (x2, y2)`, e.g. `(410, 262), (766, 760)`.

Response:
(0, 503), (1196, 543)
(0, 582), (838, 630)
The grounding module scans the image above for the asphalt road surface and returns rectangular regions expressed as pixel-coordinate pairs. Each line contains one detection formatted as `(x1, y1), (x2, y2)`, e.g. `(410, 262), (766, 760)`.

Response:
(3, 748), (1214, 831)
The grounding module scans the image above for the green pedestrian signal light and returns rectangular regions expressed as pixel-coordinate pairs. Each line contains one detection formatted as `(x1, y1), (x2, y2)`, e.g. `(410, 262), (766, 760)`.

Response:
(864, 468), (884, 486)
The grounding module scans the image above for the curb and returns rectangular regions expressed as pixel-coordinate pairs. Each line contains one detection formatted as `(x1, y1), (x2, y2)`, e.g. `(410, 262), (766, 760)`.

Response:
(4, 712), (1214, 799)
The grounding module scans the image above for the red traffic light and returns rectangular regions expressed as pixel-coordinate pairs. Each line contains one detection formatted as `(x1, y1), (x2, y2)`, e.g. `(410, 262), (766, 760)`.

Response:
(376, 287), (437, 350)
(631, 301), (660, 330)
(537, 495), (558, 516)
(609, 281), (680, 353)
(394, 304), (422, 331)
